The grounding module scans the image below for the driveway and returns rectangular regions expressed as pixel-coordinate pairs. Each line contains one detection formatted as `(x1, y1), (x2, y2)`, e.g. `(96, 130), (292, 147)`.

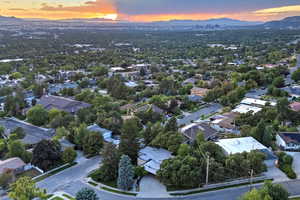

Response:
(177, 103), (222, 126)
(263, 160), (288, 182)
(138, 175), (170, 198)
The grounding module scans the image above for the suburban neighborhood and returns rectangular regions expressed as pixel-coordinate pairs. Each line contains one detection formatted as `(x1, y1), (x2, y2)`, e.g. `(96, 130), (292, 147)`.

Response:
(0, 7), (300, 200)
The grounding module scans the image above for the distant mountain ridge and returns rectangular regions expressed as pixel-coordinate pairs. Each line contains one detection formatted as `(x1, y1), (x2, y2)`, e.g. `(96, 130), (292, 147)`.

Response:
(263, 16), (300, 29)
(152, 18), (262, 26)
(0, 15), (22, 21)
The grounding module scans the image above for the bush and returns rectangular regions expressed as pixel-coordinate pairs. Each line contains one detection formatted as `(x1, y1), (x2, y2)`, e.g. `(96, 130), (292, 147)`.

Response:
(282, 164), (297, 179)
(62, 147), (77, 164)
(277, 152), (297, 179)
(76, 188), (99, 200)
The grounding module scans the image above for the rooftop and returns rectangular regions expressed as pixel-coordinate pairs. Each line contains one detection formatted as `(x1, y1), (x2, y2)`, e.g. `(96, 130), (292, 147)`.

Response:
(232, 104), (262, 114)
(139, 146), (172, 175)
(38, 95), (91, 113)
(216, 137), (268, 155)
(279, 132), (300, 145)
(0, 157), (26, 174)
(0, 117), (55, 145)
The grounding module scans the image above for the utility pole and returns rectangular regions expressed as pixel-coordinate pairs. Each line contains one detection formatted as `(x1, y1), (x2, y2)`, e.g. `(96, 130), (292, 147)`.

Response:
(249, 169), (254, 190)
(206, 155), (210, 185)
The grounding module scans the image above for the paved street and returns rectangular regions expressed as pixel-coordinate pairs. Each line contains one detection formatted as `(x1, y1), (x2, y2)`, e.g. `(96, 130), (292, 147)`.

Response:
(177, 103), (222, 126)
(37, 154), (101, 194)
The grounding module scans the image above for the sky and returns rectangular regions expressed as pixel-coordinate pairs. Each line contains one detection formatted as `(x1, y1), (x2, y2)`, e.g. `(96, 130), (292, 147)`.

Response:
(1, 0), (300, 22)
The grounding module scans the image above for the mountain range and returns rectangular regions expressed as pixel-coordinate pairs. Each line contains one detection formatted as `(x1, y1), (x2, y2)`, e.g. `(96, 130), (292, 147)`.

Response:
(152, 18), (262, 26)
(262, 16), (300, 29)
(1, 15), (300, 29)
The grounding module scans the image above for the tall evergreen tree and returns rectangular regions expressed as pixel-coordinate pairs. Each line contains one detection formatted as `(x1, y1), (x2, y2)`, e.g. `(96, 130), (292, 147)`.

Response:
(117, 155), (134, 191)
(119, 118), (140, 164)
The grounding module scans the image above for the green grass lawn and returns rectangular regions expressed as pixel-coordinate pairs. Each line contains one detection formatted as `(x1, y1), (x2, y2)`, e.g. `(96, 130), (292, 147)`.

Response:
(290, 198), (300, 200)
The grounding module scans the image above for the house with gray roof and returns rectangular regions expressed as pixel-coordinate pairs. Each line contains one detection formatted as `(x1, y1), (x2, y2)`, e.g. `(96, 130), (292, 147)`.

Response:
(0, 117), (55, 145)
(38, 95), (91, 114)
(138, 146), (172, 175)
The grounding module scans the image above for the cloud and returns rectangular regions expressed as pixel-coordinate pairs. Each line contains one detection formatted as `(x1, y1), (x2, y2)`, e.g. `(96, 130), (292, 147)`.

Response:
(8, 8), (26, 11)
(254, 5), (300, 15)
(40, 0), (116, 13)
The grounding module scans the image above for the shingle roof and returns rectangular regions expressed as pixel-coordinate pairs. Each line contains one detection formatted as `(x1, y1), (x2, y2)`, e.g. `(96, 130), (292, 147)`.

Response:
(180, 123), (218, 141)
(279, 132), (300, 145)
(38, 95), (91, 113)
(0, 117), (55, 145)
(0, 157), (25, 174)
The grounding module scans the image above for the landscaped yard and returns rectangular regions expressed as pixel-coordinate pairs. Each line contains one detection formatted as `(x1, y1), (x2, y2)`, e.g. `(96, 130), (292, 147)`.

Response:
(17, 169), (41, 179)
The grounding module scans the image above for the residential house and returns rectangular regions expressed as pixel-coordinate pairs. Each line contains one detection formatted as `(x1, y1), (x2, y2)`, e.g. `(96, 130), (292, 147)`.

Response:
(38, 95), (91, 114)
(135, 104), (165, 116)
(138, 146), (172, 175)
(0, 117), (55, 145)
(180, 122), (218, 143)
(48, 82), (78, 95)
(190, 87), (209, 98)
(276, 132), (300, 151)
(232, 104), (262, 114)
(210, 112), (239, 134)
(282, 86), (300, 98)
(0, 157), (26, 175)
(87, 124), (120, 145)
(216, 137), (275, 160)
(290, 102), (300, 112)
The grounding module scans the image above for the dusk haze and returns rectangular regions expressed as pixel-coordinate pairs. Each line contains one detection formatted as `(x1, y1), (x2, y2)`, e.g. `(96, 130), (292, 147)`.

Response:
(1, 0), (300, 21)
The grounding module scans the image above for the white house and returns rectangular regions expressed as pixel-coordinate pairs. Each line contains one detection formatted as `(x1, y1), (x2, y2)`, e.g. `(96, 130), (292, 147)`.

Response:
(215, 137), (273, 159)
(138, 147), (172, 175)
(276, 132), (300, 151)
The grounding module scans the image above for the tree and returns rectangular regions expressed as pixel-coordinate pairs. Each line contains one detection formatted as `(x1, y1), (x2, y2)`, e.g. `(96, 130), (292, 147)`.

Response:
(164, 117), (178, 132)
(32, 140), (62, 171)
(241, 188), (271, 200)
(272, 76), (285, 88)
(82, 131), (103, 156)
(62, 147), (77, 163)
(27, 105), (49, 126)
(151, 131), (183, 153)
(262, 181), (289, 200)
(262, 126), (274, 147)
(157, 155), (202, 188)
(142, 122), (163, 145)
(119, 119), (140, 164)
(8, 177), (46, 200)
(75, 188), (99, 200)
(251, 120), (266, 143)
(292, 68), (300, 82)
(117, 155), (134, 191)
(241, 181), (288, 200)
(74, 123), (89, 148)
(93, 143), (120, 182)
(177, 144), (191, 156)
(0, 169), (14, 189)
(7, 140), (31, 163)
(48, 108), (61, 122)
